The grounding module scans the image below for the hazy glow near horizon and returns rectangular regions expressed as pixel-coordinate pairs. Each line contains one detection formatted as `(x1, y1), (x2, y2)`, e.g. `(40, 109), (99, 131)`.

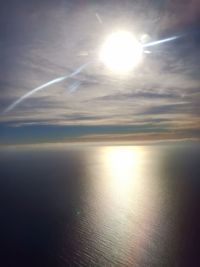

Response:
(100, 31), (143, 73)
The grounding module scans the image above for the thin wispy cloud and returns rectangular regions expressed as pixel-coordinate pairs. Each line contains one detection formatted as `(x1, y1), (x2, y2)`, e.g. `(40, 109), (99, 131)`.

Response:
(0, 0), (200, 143)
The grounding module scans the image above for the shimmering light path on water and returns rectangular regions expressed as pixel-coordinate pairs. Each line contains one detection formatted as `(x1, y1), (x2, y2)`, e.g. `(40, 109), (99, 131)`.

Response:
(0, 143), (200, 266)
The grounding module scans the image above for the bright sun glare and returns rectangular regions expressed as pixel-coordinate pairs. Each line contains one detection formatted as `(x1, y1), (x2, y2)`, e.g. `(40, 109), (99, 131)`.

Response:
(100, 31), (143, 73)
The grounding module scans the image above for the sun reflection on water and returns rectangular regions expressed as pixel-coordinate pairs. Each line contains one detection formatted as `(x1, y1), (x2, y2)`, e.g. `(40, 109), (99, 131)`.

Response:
(101, 146), (145, 203)
(81, 146), (162, 265)
(103, 146), (143, 177)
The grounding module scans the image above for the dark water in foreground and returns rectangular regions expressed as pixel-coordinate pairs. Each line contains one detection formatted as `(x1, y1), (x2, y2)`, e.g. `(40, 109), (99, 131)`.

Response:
(0, 143), (200, 267)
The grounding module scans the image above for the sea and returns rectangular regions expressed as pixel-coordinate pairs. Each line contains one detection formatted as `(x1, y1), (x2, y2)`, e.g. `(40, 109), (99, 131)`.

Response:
(0, 142), (200, 267)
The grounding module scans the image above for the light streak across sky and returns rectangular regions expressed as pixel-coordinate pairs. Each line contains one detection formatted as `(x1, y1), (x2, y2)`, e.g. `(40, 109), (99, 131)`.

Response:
(3, 62), (90, 113)
(143, 36), (180, 48)
(95, 12), (103, 24)
(3, 35), (181, 114)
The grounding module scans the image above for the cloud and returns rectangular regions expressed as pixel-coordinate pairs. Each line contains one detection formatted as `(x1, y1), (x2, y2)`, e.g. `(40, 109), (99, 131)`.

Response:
(0, 0), (200, 142)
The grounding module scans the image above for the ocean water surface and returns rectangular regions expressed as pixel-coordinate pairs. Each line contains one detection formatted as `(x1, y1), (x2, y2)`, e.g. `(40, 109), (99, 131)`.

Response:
(0, 143), (200, 266)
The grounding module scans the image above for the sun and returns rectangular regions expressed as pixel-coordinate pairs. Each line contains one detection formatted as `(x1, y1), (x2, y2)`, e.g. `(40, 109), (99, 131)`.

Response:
(100, 31), (143, 74)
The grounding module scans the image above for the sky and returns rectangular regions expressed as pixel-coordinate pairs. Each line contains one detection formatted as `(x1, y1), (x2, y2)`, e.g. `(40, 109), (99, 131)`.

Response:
(0, 0), (200, 144)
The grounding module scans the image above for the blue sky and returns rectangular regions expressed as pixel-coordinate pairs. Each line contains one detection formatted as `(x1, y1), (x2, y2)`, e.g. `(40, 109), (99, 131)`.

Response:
(0, 0), (200, 144)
